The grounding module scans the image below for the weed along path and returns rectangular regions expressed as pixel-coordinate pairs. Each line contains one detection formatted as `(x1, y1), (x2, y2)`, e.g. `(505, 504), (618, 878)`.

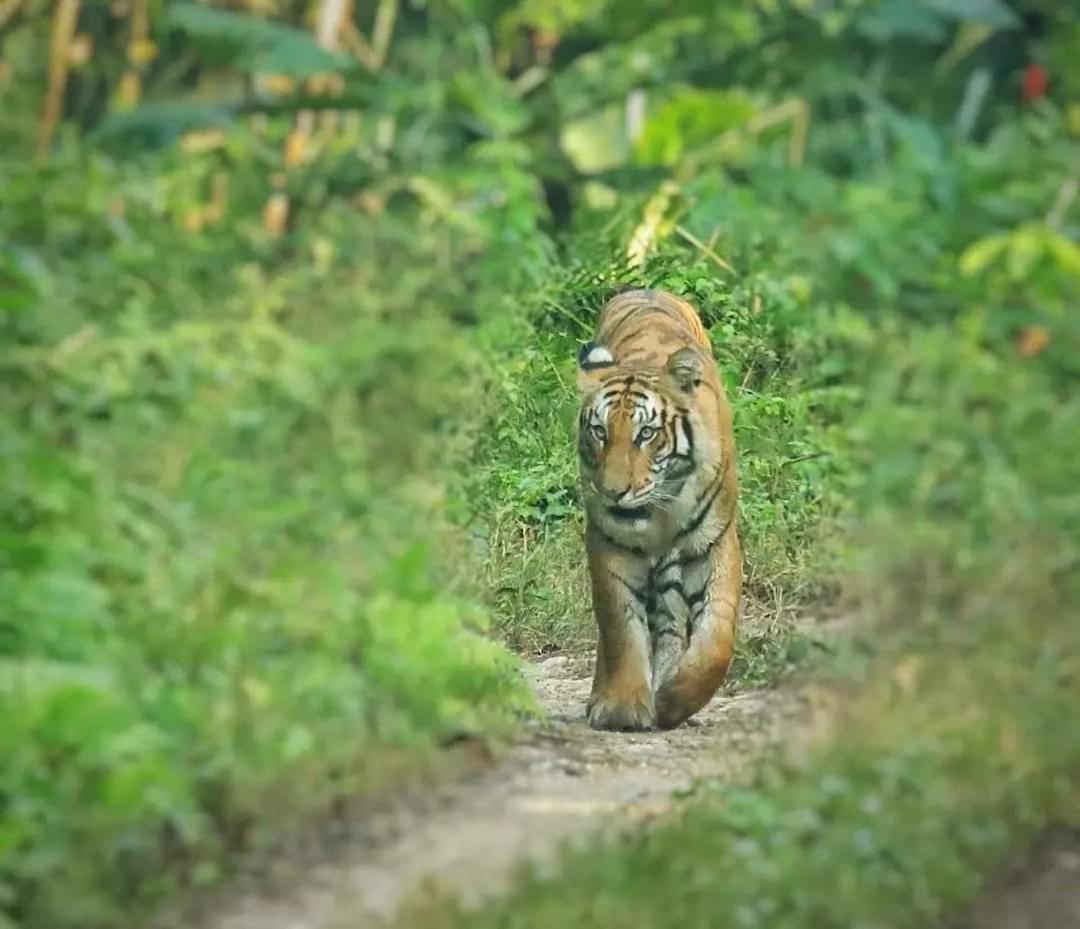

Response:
(180, 654), (814, 929)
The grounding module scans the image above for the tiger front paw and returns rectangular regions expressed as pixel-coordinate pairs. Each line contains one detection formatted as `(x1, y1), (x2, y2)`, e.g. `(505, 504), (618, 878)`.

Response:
(586, 691), (656, 731)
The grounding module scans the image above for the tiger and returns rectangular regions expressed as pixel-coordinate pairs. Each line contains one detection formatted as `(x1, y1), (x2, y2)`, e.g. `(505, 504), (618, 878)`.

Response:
(575, 287), (741, 731)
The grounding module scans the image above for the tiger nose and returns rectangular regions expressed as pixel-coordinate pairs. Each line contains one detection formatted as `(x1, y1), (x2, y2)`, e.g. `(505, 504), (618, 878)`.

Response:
(600, 482), (633, 503)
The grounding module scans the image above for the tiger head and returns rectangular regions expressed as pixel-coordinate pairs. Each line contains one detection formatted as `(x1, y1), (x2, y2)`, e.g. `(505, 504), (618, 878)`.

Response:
(576, 342), (704, 518)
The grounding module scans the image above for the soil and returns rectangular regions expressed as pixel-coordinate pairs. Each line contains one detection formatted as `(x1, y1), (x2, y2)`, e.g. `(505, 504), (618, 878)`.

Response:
(156, 648), (1074, 929)
(180, 653), (814, 929)
(963, 832), (1080, 929)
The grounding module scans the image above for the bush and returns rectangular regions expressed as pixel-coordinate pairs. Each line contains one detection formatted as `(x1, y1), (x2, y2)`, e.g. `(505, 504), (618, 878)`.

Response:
(0, 142), (546, 927)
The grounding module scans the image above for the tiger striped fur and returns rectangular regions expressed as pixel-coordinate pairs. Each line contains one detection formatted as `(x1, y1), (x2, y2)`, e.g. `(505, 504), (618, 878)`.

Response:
(576, 288), (741, 730)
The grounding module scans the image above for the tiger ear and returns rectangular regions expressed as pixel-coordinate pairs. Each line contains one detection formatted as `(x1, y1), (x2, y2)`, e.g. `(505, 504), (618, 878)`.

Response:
(577, 341), (615, 393)
(666, 347), (703, 393)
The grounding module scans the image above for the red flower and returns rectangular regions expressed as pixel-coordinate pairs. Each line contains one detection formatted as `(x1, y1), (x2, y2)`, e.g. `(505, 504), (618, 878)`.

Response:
(1023, 64), (1048, 102)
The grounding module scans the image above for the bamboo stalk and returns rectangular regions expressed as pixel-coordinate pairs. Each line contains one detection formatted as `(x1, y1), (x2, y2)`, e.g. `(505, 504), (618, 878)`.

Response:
(341, 19), (379, 70)
(0, 0), (24, 32)
(370, 0), (397, 69)
(626, 180), (679, 268)
(314, 0), (348, 51)
(268, 0), (348, 235)
(117, 0), (150, 109)
(36, 0), (80, 161)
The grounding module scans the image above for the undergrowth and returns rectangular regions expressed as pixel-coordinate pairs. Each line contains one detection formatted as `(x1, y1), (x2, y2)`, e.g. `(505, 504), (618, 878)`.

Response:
(460, 225), (860, 683)
(399, 136), (1080, 929)
(0, 141), (550, 927)
(4, 1), (1080, 927)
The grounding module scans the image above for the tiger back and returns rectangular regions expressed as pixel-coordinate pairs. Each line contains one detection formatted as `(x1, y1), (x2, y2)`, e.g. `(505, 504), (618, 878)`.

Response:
(576, 288), (741, 730)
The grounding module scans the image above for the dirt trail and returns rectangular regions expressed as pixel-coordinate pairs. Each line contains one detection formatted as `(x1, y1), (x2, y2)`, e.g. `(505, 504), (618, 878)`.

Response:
(964, 833), (1080, 929)
(187, 654), (812, 929)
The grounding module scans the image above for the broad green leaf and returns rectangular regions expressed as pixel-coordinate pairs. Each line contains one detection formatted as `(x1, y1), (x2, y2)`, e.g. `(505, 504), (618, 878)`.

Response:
(0, 247), (42, 315)
(1005, 226), (1043, 281)
(167, 4), (353, 78)
(857, 0), (946, 42)
(93, 102), (235, 145)
(560, 104), (629, 173)
(635, 87), (757, 167)
(958, 234), (1008, 276)
(883, 111), (943, 172)
(922, 0), (1019, 28)
(1044, 230), (1080, 280)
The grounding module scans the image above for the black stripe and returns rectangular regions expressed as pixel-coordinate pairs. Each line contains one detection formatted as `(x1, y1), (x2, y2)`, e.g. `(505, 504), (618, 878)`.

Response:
(675, 456), (733, 542)
(608, 505), (651, 521)
(685, 587), (706, 608)
(675, 476), (723, 541)
(676, 517), (734, 567)
(666, 473), (691, 497)
(656, 580), (684, 597)
(666, 461), (695, 485)
(650, 605), (680, 628)
(593, 524), (646, 557)
(681, 417), (694, 455)
(609, 305), (652, 341)
(656, 551), (680, 574)
(652, 627), (683, 641)
(608, 571), (649, 603)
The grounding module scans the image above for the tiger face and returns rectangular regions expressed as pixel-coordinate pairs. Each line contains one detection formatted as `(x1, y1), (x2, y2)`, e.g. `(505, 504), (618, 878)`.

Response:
(576, 342), (702, 520)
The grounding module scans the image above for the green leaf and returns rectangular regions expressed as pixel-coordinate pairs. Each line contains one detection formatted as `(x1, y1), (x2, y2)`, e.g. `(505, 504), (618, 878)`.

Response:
(958, 233), (1008, 276)
(857, 0), (947, 43)
(560, 104), (629, 173)
(1005, 225), (1043, 282)
(0, 249), (39, 314)
(1044, 230), (1080, 281)
(93, 101), (236, 145)
(882, 111), (943, 172)
(167, 4), (354, 78)
(635, 87), (757, 167)
(921, 0), (1019, 28)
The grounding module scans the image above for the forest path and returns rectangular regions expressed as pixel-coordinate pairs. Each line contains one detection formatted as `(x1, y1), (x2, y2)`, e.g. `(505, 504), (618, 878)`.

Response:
(176, 653), (814, 929)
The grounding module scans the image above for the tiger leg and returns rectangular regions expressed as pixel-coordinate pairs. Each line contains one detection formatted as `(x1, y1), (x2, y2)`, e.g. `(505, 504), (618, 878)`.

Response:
(649, 574), (689, 696)
(654, 528), (741, 729)
(584, 533), (655, 731)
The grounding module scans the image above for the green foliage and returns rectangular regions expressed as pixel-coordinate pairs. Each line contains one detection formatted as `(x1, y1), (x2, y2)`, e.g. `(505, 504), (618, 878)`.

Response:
(634, 87), (758, 166)
(415, 554), (1079, 929)
(0, 134), (546, 926)
(165, 4), (356, 78)
(3, 0), (1080, 926)
(402, 74), (1080, 929)
(858, 0), (1020, 42)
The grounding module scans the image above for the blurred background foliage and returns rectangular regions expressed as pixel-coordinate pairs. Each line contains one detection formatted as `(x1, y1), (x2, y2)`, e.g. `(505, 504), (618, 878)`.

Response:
(1, 0), (1078, 927)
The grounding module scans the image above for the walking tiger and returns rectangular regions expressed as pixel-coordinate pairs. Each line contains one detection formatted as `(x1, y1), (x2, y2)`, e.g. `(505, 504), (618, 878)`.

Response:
(576, 288), (741, 730)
